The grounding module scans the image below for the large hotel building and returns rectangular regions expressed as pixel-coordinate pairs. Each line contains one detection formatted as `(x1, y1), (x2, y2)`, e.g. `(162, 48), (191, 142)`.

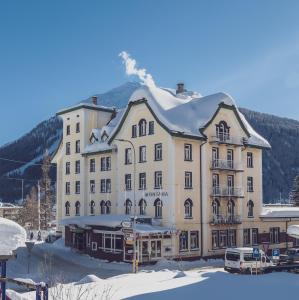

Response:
(52, 83), (299, 263)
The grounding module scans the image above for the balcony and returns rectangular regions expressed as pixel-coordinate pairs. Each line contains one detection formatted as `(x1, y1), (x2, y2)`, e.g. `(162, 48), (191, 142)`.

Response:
(211, 159), (243, 171)
(210, 134), (247, 146)
(210, 214), (242, 225)
(211, 186), (244, 197)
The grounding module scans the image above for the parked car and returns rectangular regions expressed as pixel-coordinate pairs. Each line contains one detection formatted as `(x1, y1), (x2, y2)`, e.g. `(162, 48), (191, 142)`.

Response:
(279, 248), (299, 264)
(225, 247), (275, 274)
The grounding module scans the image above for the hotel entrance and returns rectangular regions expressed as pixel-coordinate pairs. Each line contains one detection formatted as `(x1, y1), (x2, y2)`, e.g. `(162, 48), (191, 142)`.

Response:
(138, 238), (162, 263)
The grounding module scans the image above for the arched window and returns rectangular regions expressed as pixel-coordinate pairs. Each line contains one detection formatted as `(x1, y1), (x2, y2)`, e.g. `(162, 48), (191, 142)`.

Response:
(75, 201), (80, 216)
(154, 198), (163, 218)
(139, 119), (147, 137)
(100, 200), (106, 214)
(106, 201), (111, 214)
(227, 199), (235, 217)
(90, 200), (95, 215)
(247, 200), (254, 218)
(184, 199), (193, 218)
(216, 121), (230, 141)
(65, 201), (70, 216)
(139, 199), (147, 215)
(125, 199), (132, 215)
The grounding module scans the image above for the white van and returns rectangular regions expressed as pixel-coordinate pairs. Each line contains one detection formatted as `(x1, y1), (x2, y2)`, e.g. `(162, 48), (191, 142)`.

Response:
(225, 247), (275, 273)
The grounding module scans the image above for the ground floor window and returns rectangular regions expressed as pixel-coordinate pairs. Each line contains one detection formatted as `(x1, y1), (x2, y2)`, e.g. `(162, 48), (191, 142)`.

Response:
(295, 239), (299, 247)
(96, 233), (123, 253)
(243, 228), (251, 246)
(190, 231), (199, 250)
(150, 240), (162, 258)
(212, 229), (236, 249)
(270, 227), (280, 244)
(252, 228), (259, 245)
(179, 231), (189, 251)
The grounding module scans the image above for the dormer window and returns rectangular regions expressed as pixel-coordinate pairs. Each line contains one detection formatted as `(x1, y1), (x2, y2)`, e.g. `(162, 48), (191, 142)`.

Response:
(139, 119), (147, 137)
(101, 132), (108, 142)
(216, 121), (230, 142)
(89, 132), (98, 144)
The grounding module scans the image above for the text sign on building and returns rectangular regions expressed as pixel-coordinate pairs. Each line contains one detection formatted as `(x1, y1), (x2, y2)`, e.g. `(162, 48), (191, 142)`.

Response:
(272, 248), (280, 259)
(145, 191), (168, 197)
(252, 247), (260, 259)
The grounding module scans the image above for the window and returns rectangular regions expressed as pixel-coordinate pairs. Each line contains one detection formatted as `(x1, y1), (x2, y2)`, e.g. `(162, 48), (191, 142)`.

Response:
(97, 233), (123, 253)
(90, 180), (95, 193)
(184, 144), (192, 161)
(212, 231), (219, 249)
(247, 200), (254, 218)
(212, 199), (220, 217)
(219, 230), (227, 248)
(227, 149), (234, 169)
(132, 125), (137, 138)
(66, 142), (71, 155)
(91, 242), (97, 251)
(154, 171), (162, 189)
(252, 228), (259, 245)
(139, 119), (147, 136)
(66, 125), (70, 136)
(75, 140), (80, 153)
(212, 174), (220, 195)
(247, 177), (254, 192)
(125, 174), (132, 190)
(65, 201), (70, 216)
(184, 199), (193, 218)
(190, 231), (199, 250)
(270, 227), (280, 244)
(125, 199), (132, 215)
(216, 121), (230, 141)
(65, 182), (70, 195)
(139, 199), (147, 215)
(90, 200), (95, 215)
(139, 146), (146, 163)
(75, 201), (80, 216)
(212, 147), (219, 167)
(76, 122), (80, 133)
(155, 143), (162, 161)
(65, 162), (70, 175)
(106, 201), (111, 214)
(149, 121), (154, 135)
(100, 179), (111, 193)
(179, 231), (188, 251)
(101, 157), (111, 171)
(228, 229), (236, 247)
(75, 181), (80, 194)
(243, 228), (251, 246)
(247, 152), (253, 168)
(106, 179), (111, 193)
(185, 172), (192, 189)
(139, 173), (146, 190)
(90, 159), (95, 172)
(75, 160), (80, 174)
(100, 201), (106, 214)
(125, 148), (132, 165)
(154, 198), (163, 218)
(227, 199), (235, 217)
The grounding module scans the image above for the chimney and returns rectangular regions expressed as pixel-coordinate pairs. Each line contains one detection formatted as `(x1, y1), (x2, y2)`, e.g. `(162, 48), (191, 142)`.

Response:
(176, 83), (185, 94)
(92, 96), (98, 105)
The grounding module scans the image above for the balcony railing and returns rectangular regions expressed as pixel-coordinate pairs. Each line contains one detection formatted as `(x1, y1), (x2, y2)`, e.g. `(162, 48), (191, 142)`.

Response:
(211, 159), (243, 171)
(210, 134), (246, 146)
(211, 186), (244, 197)
(210, 214), (242, 225)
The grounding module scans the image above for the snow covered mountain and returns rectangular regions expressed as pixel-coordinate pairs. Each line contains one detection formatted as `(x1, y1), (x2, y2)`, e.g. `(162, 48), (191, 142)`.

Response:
(0, 81), (298, 203)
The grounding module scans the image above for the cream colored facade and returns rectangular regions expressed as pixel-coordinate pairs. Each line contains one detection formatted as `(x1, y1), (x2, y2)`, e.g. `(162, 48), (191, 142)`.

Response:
(53, 86), (299, 261)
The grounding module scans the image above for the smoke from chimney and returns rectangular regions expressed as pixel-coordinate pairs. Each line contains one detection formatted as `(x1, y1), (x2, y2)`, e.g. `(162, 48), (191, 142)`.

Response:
(92, 96), (98, 105)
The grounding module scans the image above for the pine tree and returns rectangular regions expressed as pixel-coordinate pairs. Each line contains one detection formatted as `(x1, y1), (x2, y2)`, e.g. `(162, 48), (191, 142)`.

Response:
(289, 174), (299, 206)
(40, 150), (53, 229)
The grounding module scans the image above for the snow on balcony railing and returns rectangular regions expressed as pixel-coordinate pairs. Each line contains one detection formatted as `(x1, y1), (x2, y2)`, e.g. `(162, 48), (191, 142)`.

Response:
(211, 159), (243, 171)
(211, 186), (244, 197)
(210, 134), (246, 145)
(210, 214), (242, 225)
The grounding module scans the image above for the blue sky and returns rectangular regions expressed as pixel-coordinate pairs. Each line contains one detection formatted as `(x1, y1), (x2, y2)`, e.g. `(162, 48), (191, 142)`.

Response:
(1, 0), (299, 145)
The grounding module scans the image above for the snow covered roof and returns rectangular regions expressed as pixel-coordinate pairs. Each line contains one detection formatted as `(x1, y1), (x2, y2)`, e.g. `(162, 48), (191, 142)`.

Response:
(260, 206), (299, 218)
(135, 223), (175, 235)
(57, 102), (115, 116)
(107, 85), (270, 148)
(287, 225), (299, 238)
(82, 141), (115, 155)
(0, 217), (26, 256)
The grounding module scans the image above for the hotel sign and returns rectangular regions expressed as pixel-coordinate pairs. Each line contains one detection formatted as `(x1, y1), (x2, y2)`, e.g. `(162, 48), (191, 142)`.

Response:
(144, 191), (168, 197)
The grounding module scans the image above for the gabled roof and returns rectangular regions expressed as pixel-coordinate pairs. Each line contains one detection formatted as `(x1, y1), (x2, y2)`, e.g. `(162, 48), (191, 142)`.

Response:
(56, 103), (115, 116)
(108, 85), (271, 148)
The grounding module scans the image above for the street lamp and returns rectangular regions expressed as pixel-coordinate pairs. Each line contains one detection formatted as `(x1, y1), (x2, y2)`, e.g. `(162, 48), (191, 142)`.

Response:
(115, 138), (137, 273)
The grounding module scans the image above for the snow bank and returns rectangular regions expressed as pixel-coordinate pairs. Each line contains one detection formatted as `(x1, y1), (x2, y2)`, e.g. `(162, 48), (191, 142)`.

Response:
(76, 274), (103, 285)
(0, 217), (26, 256)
